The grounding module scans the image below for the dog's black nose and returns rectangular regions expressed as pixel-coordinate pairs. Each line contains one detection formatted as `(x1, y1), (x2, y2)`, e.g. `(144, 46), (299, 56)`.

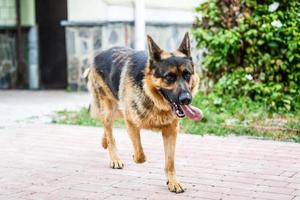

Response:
(179, 92), (192, 105)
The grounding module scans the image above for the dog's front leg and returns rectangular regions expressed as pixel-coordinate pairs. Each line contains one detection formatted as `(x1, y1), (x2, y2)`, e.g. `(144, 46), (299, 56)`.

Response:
(162, 122), (186, 193)
(125, 119), (146, 163)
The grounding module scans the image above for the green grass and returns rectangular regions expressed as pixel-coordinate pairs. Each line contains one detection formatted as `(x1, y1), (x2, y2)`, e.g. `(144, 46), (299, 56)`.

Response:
(51, 93), (300, 142)
(180, 93), (300, 142)
(51, 108), (125, 127)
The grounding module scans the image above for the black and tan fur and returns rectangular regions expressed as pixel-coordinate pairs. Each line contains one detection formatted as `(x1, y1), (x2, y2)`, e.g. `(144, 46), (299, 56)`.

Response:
(85, 33), (199, 193)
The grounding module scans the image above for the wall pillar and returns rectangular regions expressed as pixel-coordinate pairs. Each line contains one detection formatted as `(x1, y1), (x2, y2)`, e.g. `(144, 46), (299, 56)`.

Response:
(134, 0), (145, 50)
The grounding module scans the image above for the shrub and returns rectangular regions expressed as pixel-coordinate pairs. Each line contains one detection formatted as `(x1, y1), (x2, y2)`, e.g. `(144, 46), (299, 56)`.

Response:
(192, 0), (300, 111)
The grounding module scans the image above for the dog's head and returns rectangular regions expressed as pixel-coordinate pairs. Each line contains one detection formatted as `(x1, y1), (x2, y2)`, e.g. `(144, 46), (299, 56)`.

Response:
(145, 33), (202, 121)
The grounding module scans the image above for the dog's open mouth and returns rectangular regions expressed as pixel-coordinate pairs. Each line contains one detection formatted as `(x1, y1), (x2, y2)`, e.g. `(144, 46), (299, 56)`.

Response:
(171, 103), (185, 118)
(171, 102), (203, 121)
(160, 90), (203, 121)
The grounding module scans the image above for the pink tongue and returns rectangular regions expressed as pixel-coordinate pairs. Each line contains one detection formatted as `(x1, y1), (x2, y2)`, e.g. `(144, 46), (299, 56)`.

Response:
(180, 105), (203, 121)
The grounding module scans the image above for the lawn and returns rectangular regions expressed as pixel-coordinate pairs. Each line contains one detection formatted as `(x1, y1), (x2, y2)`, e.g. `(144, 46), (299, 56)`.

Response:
(51, 92), (300, 142)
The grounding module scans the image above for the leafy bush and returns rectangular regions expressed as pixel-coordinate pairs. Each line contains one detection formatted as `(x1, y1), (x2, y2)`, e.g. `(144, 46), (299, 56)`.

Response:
(193, 0), (300, 111)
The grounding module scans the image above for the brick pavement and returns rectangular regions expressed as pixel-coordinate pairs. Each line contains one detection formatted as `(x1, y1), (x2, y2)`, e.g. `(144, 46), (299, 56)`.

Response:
(0, 124), (300, 200)
(0, 90), (89, 127)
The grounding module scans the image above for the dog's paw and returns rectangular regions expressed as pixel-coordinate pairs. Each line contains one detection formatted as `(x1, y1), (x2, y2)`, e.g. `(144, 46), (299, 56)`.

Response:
(110, 159), (124, 169)
(167, 180), (186, 193)
(133, 153), (146, 164)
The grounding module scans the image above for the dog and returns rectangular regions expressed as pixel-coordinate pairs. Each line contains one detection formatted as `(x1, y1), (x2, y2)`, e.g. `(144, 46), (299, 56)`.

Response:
(84, 32), (203, 193)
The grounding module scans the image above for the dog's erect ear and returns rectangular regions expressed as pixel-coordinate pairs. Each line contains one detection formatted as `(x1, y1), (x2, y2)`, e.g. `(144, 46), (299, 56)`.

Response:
(178, 32), (191, 57)
(147, 35), (162, 61)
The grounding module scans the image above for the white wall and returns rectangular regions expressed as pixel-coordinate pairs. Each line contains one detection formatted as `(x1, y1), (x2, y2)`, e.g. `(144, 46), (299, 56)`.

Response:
(67, 0), (204, 23)
(105, 5), (196, 23)
(105, 0), (203, 10)
(67, 0), (108, 21)
(106, 5), (133, 21)
(145, 8), (196, 24)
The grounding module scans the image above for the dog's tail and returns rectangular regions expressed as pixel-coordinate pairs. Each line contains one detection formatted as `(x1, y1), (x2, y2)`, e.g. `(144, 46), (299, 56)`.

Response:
(82, 67), (91, 81)
(84, 67), (101, 119)
(83, 67), (92, 114)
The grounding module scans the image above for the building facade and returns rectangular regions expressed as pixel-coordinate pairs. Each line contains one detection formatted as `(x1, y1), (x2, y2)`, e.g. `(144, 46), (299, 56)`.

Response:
(0, 0), (36, 89)
(0, 0), (204, 90)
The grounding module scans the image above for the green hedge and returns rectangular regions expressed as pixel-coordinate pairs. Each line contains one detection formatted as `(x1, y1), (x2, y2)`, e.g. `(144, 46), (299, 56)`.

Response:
(192, 0), (300, 111)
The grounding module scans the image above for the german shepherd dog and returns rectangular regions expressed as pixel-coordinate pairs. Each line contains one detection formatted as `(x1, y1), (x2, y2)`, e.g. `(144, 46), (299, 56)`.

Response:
(84, 33), (203, 193)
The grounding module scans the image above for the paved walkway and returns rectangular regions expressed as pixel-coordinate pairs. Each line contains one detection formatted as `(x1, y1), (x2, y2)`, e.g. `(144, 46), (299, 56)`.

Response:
(1, 90), (300, 200)
(0, 90), (89, 127)
(1, 124), (300, 200)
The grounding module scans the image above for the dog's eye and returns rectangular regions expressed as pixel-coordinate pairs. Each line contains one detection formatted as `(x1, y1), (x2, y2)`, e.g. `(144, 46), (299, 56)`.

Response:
(164, 73), (177, 84)
(183, 71), (191, 81)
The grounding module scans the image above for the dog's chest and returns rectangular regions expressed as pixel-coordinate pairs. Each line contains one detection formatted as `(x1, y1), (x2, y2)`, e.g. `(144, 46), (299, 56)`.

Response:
(130, 105), (176, 129)
(143, 113), (176, 129)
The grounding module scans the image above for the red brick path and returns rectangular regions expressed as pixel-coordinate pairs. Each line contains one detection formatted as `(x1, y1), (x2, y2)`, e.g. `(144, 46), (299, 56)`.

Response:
(0, 124), (300, 200)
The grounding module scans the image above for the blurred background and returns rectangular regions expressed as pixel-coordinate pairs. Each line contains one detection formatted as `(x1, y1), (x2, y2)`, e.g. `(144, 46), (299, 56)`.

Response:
(1, 2), (300, 199)
(0, 0), (299, 140)
(0, 0), (204, 90)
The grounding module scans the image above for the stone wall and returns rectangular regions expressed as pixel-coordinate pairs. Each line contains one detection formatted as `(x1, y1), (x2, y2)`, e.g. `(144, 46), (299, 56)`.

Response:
(0, 33), (17, 88)
(66, 23), (134, 90)
(65, 23), (200, 90)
